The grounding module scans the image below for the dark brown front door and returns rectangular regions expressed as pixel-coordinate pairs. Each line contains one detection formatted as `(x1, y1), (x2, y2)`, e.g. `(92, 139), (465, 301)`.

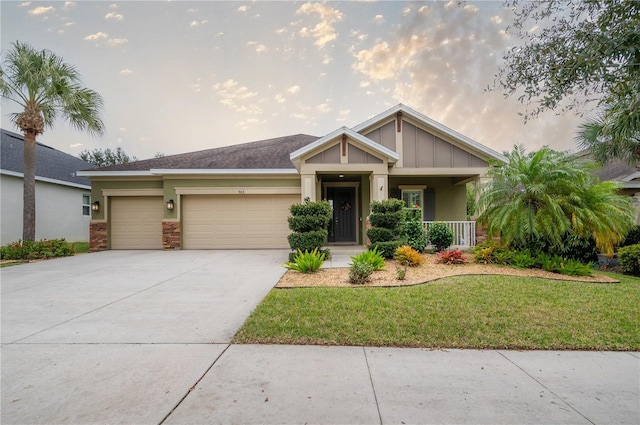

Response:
(328, 187), (356, 243)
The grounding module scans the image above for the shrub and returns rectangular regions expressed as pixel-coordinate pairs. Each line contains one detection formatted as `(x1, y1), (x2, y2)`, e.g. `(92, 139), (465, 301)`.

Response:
(370, 241), (404, 259)
(472, 241), (508, 264)
(619, 244), (640, 276)
(288, 199), (332, 259)
(368, 211), (402, 230)
(394, 245), (424, 267)
(427, 222), (453, 252)
(622, 226), (640, 247)
(399, 220), (426, 252)
(349, 261), (374, 284)
(366, 227), (394, 244)
(287, 230), (328, 253)
(511, 249), (537, 269)
(0, 239), (74, 260)
(370, 198), (405, 214)
(557, 259), (593, 277)
(350, 248), (386, 271)
(288, 215), (331, 232)
(396, 265), (407, 280)
(284, 248), (326, 273)
(436, 249), (467, 265)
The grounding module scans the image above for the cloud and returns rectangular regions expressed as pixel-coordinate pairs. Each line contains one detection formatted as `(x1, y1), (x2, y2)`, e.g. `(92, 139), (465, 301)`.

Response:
(287, 85), (301, 94)
(491, 15), (503, 24)
(70, 143), (82, 148)
(18, 2), (31, 7)
(372, 14), (385, 24)
(84, 32), (109, 41)
(119, 69), (133, 76)
(402, 7), (411, 16)
(247, 41), (266, 53)
(317, 103), (331, 113)
(213, 79), (262, 114)
(295, 2), (344, 49)
(106, 38), (128, 46)
(108, 4), (118, 9)
(105, 12), (123, 20)
(64, 2), (76, 8)
(237, 5), (248, 12)
(28, 6), (54, 15)
(290, 113), (307, 120)
(190, 20), (208, 27)
(274, 93), (285, 103)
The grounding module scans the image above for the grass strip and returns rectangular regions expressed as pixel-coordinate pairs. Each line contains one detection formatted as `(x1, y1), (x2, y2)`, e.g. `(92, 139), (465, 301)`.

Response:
(234, 273), (640, 350)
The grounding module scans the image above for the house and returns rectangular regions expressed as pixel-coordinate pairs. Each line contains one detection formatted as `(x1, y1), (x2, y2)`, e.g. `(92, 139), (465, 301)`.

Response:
(1, 129), (94, 244)
(581, 153), (640, 224)
(78, 104), (506, 251)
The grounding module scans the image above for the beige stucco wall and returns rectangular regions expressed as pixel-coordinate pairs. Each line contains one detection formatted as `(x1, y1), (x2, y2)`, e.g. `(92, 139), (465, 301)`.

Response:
(1, 174), (90, 244)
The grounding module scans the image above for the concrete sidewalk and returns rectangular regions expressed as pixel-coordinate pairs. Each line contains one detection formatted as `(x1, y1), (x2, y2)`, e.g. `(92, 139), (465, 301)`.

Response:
(2, 250), (639, 424)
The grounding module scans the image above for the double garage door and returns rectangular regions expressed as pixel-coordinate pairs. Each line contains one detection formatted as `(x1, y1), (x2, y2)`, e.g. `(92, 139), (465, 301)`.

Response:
(109, 194), (296, 249)
(182, 194), (297, 249)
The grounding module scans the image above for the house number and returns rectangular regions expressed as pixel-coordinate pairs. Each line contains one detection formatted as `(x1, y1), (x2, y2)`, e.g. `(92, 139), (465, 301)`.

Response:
(238, 190), (245, 194)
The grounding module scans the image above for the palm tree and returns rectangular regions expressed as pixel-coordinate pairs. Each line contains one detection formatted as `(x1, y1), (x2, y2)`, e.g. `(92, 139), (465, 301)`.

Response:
(0, 41), (104, 241)
(576, 92), (640, 164)
(477, 145), (635, 256)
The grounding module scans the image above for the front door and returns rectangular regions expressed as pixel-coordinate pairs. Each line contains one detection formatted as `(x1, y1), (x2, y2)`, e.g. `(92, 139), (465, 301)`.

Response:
(328, 187), (356, 243)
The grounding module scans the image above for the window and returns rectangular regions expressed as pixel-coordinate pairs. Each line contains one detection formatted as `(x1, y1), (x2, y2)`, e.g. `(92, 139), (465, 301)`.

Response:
(402, 190), (422, 209)
(82, 194), (91, 216)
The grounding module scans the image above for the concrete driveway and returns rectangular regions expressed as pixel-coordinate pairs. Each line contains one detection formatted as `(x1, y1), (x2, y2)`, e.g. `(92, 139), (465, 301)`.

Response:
(1, 250), (287, 424)
(2, 250), (639, 424)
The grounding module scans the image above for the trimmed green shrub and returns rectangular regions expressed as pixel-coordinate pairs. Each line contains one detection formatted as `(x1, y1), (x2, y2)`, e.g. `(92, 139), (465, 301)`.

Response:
(348, 261), (374, 285)
(288, 215), (331, 232)
(427, 222), (454, 252)
(350, 248), (386, 271)
(0, 239), (75, 260)
(288, 200), (332, 259)
(511, 249), (537, 269)
(368, 211), (402, 230)
(370, 240), (404, 259)
(287, 230), (328, 253)
(370, 198), (405, 214)
(366, 227), (394, 244)
(619, 244), (640, 276)
(284, 248), (326, 273)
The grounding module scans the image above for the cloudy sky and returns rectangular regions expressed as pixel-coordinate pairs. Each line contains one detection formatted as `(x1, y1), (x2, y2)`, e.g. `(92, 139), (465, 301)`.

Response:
(1, 1), (585, 160)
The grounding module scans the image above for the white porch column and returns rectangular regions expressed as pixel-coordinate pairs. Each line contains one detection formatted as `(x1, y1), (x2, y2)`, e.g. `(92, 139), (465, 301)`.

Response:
(371, 174), (389, 202)
(301, 174), (316, 202)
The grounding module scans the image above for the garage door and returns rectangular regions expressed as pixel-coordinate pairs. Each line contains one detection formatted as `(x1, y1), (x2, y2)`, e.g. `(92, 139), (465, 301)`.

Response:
(110, 197), (163, 249)
(182, 194), (298, 249)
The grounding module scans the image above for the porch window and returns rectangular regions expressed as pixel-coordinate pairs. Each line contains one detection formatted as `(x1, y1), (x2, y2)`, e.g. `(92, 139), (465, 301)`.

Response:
(402, 190), (422, 210)
(82, 194), (91, 216)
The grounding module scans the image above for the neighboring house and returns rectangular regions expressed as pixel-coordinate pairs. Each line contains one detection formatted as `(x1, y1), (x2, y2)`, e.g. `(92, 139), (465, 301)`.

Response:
(578, 151), (640, 224)
(1, 129), (94, 244)
(78, 104), (506, 251)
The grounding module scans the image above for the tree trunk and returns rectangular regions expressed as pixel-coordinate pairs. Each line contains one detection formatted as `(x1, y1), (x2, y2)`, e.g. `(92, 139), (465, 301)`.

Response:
(22, 132), (36, 241)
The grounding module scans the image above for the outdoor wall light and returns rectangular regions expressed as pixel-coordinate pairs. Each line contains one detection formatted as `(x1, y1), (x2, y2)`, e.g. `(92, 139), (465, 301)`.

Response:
(166, 199), (174, 210)
(91, 201), (100, 212)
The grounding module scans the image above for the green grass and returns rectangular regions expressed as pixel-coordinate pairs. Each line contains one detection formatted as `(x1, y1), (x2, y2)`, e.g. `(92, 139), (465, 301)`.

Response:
(234, 273), (640, 350)
(71, 242), (90, 254)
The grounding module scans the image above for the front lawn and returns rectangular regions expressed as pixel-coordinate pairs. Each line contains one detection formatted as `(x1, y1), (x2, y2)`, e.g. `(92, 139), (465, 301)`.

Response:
(234, 273), (640, 350)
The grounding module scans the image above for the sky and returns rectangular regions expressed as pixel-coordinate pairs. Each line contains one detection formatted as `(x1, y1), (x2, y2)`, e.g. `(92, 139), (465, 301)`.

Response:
(1, 0), (587, 160)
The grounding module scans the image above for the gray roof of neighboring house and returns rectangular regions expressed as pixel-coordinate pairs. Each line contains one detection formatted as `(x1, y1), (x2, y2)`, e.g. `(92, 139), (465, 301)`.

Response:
(575, 149), (639, 183)
(85, 133), (321, 172)
(1, 129), (92, 187)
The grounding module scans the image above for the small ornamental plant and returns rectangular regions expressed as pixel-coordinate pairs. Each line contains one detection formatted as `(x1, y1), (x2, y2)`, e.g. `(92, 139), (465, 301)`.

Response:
(349, 261), (374, 285)
(427, 222), (454, 252)
(284, 248), (326, 273)
(349, 248), (386, 271)
(436, 249), (467, 265)
(394, 245), (424, 267)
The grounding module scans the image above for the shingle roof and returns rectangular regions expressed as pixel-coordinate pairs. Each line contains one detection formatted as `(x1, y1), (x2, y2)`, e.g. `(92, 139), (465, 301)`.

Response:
(1, 129), (92, 187)
(574, 149), (639, 182)
(85, 134), (321, 172)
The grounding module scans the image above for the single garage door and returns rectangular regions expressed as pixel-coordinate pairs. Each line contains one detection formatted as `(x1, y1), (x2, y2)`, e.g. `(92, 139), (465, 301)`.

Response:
(182, 194), (298, 249)
(110, 197), (163, 249)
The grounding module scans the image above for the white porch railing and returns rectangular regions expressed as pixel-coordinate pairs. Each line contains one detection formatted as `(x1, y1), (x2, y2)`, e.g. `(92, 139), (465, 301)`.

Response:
(422, 221), (476, 249)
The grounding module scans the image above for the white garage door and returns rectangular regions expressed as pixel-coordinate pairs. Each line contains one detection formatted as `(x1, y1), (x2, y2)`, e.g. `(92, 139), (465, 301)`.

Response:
(110, 197), (163, 249)
(182, 194), (298, 249)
